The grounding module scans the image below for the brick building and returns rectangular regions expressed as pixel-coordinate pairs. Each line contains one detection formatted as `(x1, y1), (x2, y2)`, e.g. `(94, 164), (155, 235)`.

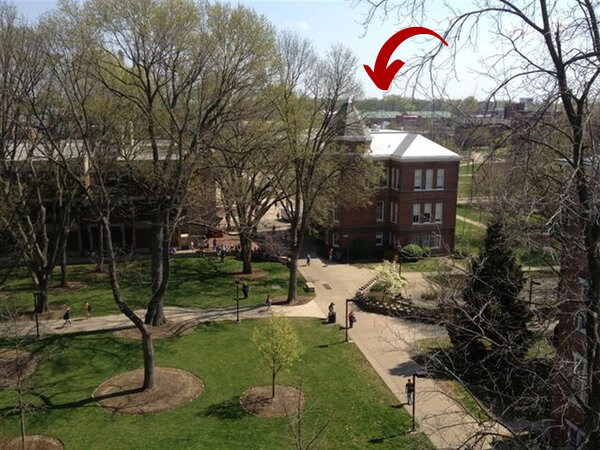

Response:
(326, 106), (460, 258)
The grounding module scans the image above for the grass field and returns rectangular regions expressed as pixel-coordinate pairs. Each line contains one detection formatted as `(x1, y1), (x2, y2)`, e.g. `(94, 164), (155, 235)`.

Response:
(456, 204), (492, 224)
(454, 217), (486, 257)
(0, 258), (309, 318)
(0, 318), (433, 450)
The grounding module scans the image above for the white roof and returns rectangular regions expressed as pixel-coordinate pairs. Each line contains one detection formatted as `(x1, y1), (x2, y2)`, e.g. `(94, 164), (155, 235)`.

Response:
(369, 130), (460, 162)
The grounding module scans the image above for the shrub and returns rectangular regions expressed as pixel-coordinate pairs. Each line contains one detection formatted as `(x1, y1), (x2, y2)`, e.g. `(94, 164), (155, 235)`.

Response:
(349, 239), (373, 259)
(382, 249), (396, 261)
(401, 244), (425, 259)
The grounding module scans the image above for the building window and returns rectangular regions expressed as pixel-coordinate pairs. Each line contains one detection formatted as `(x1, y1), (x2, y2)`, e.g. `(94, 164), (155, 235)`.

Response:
(375, 232), (383, 247)
(412, 204), (420, 224)
(425, 169), (433, 190)
(423, 203), (432, 223)
(376, 201), (384, 222)
(414, 169), (422, 190)
(390, 201), (397, 224)
(435, 202), (443, 223)
(436, 168), (445, 189)
(393, 168), (399, 189)
(332, 232), (340, 248)
(332, 205), (340, 223)
(573, 352), (588, 405)
(576, 312), (586, 334)
(566, 420), (586, 450)
(432, 235), (441, 249)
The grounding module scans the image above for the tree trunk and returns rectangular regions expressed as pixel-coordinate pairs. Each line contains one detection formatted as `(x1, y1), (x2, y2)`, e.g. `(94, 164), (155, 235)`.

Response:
(60, 243), (68, 288)
(145, 211), (168, 326)
(33, 273), (49, 313)
(102, 217), (155, 390)
(272, 371), (276, 399)
(240, 233), (253, 274)
(286, 255), (299, 304)
(97, 222), (105, 273)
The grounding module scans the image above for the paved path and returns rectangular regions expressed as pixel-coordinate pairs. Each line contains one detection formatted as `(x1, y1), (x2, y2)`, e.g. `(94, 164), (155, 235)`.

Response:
(456, 214), (486, 229)
(298, 258), (509, 449)
(3, 302), (324, 338)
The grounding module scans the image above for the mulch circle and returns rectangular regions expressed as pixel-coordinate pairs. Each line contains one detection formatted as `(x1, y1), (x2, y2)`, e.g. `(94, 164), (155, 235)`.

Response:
(0, 350), (37, 388)
(114, 321), (198, 340)
(240, 385), (304, 417)
(0, 434), (64, 450)
(93, 367), (204, 414)
(231, 269), (268, 281)
(49, 281), (87, 294)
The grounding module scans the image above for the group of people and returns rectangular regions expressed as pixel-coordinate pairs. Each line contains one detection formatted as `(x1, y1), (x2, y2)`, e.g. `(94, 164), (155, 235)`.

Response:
(60, 301), (92, 328)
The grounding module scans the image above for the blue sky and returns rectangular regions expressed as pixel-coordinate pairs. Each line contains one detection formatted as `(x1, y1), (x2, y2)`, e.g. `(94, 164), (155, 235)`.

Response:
(15, 0), (493, 100)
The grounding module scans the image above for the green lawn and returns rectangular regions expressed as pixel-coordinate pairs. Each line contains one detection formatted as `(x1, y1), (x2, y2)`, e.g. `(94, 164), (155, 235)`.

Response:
(0, 258), (309, 318)
(454, 217), (486, 257)
(0, 318), (433, 449)
(456, 204), (491, 224)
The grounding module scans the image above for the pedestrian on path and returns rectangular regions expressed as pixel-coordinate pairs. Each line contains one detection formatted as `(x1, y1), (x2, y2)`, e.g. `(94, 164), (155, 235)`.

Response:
(406, 379), (415, 405)
(328, 248), (334, 262)
(348, 310), (356, 328)
(83, 301), (91, 319)
(265, 295), (272, 311)
(61, 306), (72, 328)
(242, 282), (250, 299)
(306, 253), (311, 266)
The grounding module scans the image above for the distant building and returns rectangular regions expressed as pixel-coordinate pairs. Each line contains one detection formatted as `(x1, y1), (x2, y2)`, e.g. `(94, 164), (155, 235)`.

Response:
(326, 103), (460, 258)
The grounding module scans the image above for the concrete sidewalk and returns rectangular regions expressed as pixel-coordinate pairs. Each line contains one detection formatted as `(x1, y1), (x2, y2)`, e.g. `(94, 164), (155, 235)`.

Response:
(298, 257), (509, 449)
(3, 302), (324, 338)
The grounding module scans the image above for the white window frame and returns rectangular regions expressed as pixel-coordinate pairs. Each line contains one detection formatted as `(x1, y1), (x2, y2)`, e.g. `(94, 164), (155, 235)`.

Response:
(376, 201), (384, 222)
(566, 420), (586, 450)
(332, 205), (340, 223)
(421, 235), (431, 248)
(576, 312), (586, 334)
(375, 232), (384, 247)
(394, 168), (399, 189)
(572, 352), (588, 405)
(436, 168), (445, 189)
(423, 203), (432, 223)
(390, 201), (397, 224)
(414, 169), (422, 190)
(435, 202), (443, 223)
(412, 204), (420, 224)
(432, 235), (441, 249)
(332, 232), (340, 248)
(425, 169), (433, 190)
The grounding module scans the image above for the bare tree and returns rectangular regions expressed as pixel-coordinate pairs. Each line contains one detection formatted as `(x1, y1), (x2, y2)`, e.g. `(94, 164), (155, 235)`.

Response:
(359, 0), (600, 446)
(270, 33), (378, 302)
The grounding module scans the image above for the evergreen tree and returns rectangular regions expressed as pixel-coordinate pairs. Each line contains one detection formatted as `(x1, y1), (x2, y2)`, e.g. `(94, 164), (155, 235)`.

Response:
(448, 220), (531, 363)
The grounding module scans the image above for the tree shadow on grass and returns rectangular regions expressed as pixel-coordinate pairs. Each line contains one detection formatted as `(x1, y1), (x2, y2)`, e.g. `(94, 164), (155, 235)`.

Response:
(202, 396), (247, 420)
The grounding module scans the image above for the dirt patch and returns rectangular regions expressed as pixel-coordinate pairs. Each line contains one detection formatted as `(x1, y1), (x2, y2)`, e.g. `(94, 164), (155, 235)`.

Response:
(85, 270), (109, 280)
(21, 304), (69, 322)
(114, 321), (198, 340)
(230, 269), (268, 281)
(94, 367), (204, 414)
(240, 385), (304, 417)
(0, 291), (9, 300)
(0, 435), (64, 450)
(49, 281), (87, 294)
(0, 349), (37, 387)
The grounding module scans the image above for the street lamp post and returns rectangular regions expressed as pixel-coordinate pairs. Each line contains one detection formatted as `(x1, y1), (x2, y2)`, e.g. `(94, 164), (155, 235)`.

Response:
(411, 372), (416, 432)
(32, 292), (40, 338)
(235, 279), (241, 323)
(529, 278), (541, 306)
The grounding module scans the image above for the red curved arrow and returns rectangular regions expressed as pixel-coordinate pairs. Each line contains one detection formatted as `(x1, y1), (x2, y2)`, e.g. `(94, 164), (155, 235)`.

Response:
(364, 27), (448, 90)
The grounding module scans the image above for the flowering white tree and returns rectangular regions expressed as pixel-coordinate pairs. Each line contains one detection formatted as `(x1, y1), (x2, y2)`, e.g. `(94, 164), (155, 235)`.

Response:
(374, 261), (407, 301)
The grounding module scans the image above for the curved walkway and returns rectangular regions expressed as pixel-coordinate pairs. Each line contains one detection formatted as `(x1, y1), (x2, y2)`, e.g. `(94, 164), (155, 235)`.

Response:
(298, 257), (510, 450)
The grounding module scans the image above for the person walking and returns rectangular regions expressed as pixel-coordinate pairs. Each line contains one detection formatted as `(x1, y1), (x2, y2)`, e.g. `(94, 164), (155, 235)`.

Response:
(242, 283), (250, 299)
(306, 253), (311, 266)
(348, 310), (357, 328)
(61, 306), (72, 328)
(406, 379), (415, 405)
(328, 247), (334, 262)
(83, 301), (91, 319)
(265, 295), (272, 311)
